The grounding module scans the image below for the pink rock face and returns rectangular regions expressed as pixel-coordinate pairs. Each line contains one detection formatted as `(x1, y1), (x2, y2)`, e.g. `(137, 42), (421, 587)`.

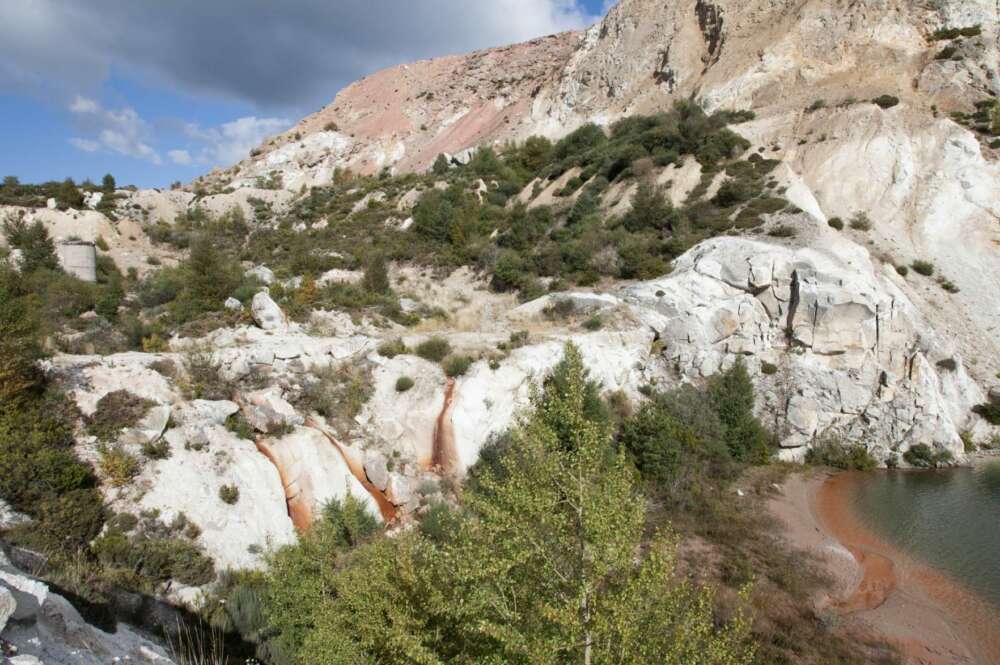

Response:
(206, 31), (580, 184)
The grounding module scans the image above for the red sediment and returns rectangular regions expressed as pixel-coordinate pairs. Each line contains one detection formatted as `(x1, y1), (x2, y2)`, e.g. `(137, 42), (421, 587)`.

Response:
(254, 439), (313, 532)
(431, 379), (459, 475)
(815, 472), (1000, 665)
(306, 418), (398, 523)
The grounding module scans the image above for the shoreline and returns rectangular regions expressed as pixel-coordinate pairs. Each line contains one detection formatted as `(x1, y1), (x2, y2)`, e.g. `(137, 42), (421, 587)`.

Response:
(770, 471), (1000, 665)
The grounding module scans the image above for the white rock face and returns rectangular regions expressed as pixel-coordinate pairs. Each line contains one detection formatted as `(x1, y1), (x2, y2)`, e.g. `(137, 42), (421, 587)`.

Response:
(0, 551), (174, 664)
(624, 236), (984, 461)
(251, 291), (287, 331)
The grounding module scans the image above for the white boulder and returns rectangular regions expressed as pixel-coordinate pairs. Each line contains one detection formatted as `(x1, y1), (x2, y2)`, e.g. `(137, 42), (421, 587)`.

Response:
(251, 291), (287, 331)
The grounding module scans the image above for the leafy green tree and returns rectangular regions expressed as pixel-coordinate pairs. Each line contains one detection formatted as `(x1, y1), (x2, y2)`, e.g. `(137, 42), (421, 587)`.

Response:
(362, 253), (391, 295)
(3, 216), (59, 274)
(0, 267), (43, 403)
(102, 173), (117, 193)
(622, 181), (678, 232)
(172, 234), (243, 321)
(707, 359), (772, 463)
(56, 177), (83, 210)
(432, 153), (451, 175)
(288, 344), (756, 665)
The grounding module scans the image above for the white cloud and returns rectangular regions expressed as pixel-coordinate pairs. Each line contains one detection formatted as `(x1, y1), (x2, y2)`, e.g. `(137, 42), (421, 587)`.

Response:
(69, 95), (99, 114)
(184, 116), (292, 166)
(168, 149), (192, 165)
(68, 137), (99, 152)
(68, 98), (161, 164)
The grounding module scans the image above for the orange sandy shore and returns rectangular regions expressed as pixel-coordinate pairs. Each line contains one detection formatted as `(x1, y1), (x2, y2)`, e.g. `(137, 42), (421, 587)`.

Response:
(771, 472), (1000, 665)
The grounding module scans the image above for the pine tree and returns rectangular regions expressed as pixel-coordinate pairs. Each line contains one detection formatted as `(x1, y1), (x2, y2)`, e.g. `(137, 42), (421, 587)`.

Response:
(101, 173), (116, 193)
(432, 153), (451, 175)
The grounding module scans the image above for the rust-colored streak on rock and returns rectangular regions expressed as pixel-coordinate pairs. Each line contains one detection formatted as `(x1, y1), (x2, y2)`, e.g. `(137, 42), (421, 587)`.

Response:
(254, 439), (314, 532)
(431, 379), (459, 475)
(305, 418), (398, 523)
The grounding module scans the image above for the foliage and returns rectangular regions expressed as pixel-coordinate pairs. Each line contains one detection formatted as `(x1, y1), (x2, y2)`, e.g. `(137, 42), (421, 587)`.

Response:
(296, 363), (373, 436)
(442, 354), (473, 377)
(362, 253), (391, 295)
(432, 154), (451, 175)
(973, 393), (1000, 425)
(279, 344), (755, 665)
(623, 181), (678, 232)
(91, 512), (216, 589)
(395, 376), (415, 393)
(872, 95), (900, 109)
(219, 484), (241, 505)
(415, 336), (452, 362)
(911, 259), (935, 276)
(827, 217), (844, 230)
(377, 338), (409, 358)
(707, 359), (773, 463)
(3, 215), (60, 273)
(805, 438), (878, 471)
(848, 212), (872, 231)
(902, 443), (953, 468)
(0, 266), (44, 403)
(86, 389), (154, 442)
(97, 443), (142, 487)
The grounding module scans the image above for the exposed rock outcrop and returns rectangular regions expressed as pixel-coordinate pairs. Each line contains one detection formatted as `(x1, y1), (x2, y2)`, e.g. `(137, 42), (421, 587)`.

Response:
(0, 550), (174, 664)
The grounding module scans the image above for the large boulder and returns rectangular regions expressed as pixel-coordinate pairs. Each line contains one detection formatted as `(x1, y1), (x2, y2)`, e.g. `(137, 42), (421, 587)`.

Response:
(251, 292), (287, 331)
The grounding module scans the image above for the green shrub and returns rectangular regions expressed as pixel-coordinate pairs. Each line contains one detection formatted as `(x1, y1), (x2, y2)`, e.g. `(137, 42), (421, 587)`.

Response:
(98, 443), (142, 487)
(848, 212), (872, 231)
(708, 359), (773, 463)
(895, 264), (909, 277)
(443, 355), (473, 377)
(973, 394), (1000, 425)
(87, 390), (154, 442)
(296, 364), (373, 437)
(902, 443), (952, 468)
(582, 314), (603, 331)
(395, 376), (415, 393)
(219, 484), (241, 505)
(142, 439), (171, 460)
(225, 413), (256, 441)
(935, 46), (958, 60)
(760, 362), (778, 375)
(805, 439), (877, 471)
(872, 95), (900, 109)
(415, 337), (451, 362)
(911, 260), (935, 276)
(377, 338), (409, 358)
(827, 217), (844, 231)
(362, 253), (391, 295)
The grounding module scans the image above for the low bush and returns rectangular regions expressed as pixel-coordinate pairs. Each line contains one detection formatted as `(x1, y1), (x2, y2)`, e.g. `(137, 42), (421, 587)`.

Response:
(377, 338), (409, 358)
(142, 439), (171, 460)
(98, 443), (142, 487)
(86, 390), (154, 442)
(443, 355), (474, 378)
(872, 95), (900, 109)
(827, 217), (844, 231)
(296, 364), (373, 437)
(582, 314), (603, 331)
(973, 394), (1000, 425)
(805, 439), (877, 471)
(902, 443), (952, 468)
(219, 485), (240, 505)
(760, 362), (778, 375)
(395, 376), (415, 393)
(848, 212), (872, 231)
(895, 264), (909, 277)
(911, 260), (935, 276)
(225, 413), (256, 441)
(415, 336), (451, 362)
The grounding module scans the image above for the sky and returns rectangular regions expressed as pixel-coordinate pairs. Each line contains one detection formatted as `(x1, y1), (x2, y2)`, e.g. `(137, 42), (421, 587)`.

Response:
(0, 0), (613, 189)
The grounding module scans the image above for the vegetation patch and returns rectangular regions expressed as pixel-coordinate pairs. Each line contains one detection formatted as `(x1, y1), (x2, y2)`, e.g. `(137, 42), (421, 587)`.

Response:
(805, 438), (877, 471)
(415, 336), (451, 362)
(86, 390), (154, 442)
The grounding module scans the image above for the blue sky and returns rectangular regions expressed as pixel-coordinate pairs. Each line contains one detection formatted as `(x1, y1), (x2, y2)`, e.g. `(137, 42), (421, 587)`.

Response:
(0, 1), (611, 189)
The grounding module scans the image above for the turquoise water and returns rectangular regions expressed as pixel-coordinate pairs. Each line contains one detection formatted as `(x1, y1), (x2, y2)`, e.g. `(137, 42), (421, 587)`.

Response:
(850, 462), (1000, 608)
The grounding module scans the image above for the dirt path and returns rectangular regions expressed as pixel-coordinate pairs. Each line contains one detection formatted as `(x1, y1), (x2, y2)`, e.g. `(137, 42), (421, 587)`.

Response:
(771, 472), (1000, 665)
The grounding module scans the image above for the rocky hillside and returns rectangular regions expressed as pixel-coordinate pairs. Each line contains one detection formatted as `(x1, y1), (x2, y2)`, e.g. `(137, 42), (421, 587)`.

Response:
(3, 1), (1000, 662)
